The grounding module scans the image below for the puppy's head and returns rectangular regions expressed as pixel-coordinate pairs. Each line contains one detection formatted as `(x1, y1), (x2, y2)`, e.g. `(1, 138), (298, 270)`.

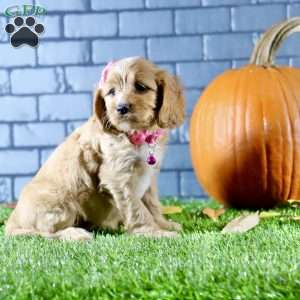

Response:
(94, 57), (185, 132)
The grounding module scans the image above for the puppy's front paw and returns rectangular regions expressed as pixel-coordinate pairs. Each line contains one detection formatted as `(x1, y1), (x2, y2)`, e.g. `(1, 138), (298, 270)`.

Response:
(156, 219), (182, 232)
(167, 221), (182, 232)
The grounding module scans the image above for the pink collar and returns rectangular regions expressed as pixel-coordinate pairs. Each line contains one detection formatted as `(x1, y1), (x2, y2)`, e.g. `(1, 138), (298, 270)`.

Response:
(128, 128), (165, 166)
(127, 128), (164, 146)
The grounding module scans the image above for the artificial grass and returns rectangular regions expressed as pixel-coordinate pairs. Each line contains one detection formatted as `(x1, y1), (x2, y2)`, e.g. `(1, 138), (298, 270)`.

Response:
(0, 199), (299, 300)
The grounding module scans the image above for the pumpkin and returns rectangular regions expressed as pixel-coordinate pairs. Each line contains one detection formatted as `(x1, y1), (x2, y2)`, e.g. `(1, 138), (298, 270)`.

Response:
(190, 18), (300, 209)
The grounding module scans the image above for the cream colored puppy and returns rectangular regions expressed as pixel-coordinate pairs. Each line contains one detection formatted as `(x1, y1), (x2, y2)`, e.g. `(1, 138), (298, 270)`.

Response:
(5, 57), (185, 240)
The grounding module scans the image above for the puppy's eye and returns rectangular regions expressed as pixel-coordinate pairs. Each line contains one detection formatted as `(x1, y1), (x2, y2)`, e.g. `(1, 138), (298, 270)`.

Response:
(107, 88), (115, 96)
(135, 82), (148, 93)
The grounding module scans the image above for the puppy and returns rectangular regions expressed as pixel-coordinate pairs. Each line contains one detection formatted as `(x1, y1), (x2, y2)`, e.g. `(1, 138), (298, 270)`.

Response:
(5, 57), (185, 240)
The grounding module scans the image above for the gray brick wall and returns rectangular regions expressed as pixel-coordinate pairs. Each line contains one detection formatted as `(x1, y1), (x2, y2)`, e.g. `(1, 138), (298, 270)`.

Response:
(0, 0), (300, 202)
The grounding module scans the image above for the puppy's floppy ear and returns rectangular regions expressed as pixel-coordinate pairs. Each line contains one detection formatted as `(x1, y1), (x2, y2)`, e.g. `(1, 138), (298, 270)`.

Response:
(155, 70), (185, 128)
(93, 88), (106, 124)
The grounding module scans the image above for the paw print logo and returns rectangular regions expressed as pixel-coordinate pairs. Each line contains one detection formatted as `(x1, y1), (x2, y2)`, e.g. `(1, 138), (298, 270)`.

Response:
(5, 16), (44, 48)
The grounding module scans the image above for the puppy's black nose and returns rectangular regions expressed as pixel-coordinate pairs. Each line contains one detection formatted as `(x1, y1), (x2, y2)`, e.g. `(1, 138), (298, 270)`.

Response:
(116, 104), (130, 115)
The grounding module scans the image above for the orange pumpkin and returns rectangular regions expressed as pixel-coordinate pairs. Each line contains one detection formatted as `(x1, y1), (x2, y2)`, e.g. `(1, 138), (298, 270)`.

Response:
(190, 18), (300, 209)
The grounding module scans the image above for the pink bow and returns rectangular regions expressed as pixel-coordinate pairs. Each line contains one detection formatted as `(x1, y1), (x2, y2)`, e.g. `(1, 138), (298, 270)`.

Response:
(99, 61), (115, 88)
(128, 129), (164, 146)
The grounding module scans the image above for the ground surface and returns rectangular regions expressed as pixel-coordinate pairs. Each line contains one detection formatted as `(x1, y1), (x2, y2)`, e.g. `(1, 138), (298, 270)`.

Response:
(0, 199), (299, 300)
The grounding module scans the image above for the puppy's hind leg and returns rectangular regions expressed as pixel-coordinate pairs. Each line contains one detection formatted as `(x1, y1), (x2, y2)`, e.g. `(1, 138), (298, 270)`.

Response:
(5, 209), (93, 241)
(5, 227), (93, 241)
(5, 193), (93, 241)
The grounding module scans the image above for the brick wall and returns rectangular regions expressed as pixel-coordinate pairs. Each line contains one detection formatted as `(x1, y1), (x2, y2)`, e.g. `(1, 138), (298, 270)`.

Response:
(0, 0), (300, 202)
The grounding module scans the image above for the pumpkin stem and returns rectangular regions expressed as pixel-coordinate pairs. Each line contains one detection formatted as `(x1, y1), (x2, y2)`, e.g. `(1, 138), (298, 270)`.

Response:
(250, 17), (300, 66)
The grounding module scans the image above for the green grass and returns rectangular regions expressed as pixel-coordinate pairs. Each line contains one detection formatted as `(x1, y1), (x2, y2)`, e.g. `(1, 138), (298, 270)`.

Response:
(0, 199), (299, 300)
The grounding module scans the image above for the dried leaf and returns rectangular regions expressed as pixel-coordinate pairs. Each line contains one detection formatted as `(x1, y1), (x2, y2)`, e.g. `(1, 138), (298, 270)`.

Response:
(162, 206), (183, 215)
(202, 207), (225, 221)
(290, 216), (300, 221)
(259, 211), (281, 218)
(222, 213), (260, 234)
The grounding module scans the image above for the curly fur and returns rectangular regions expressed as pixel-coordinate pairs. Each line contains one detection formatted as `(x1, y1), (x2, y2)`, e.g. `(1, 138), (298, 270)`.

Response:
(5, 57), (185, 240)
